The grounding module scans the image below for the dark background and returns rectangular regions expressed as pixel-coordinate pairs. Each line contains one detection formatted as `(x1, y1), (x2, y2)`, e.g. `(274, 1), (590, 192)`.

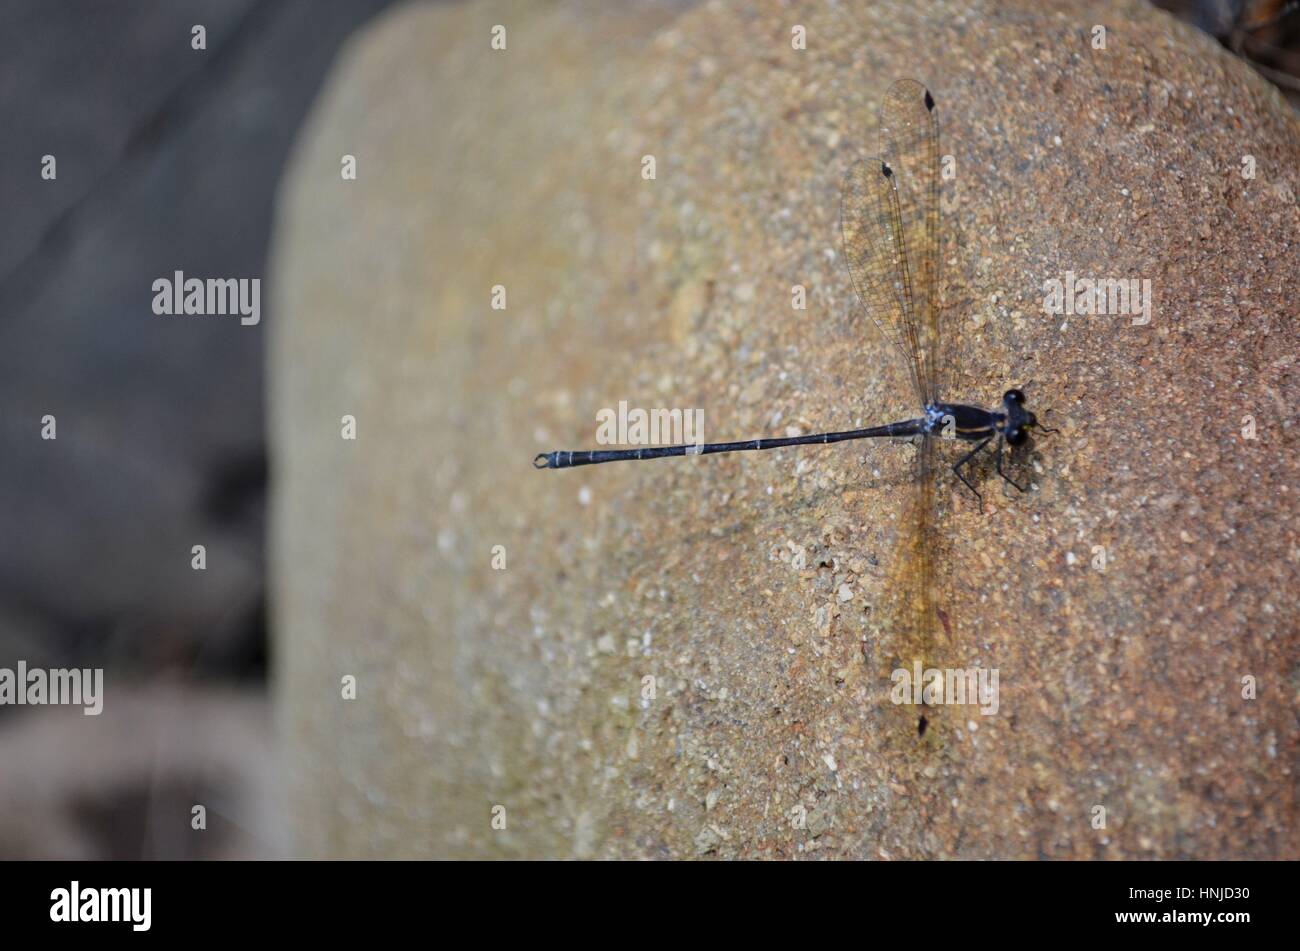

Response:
(0, 0), (400, 859)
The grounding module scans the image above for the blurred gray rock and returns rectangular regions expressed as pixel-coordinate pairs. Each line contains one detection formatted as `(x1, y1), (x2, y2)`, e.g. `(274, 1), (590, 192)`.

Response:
(0, 0), (401, 686)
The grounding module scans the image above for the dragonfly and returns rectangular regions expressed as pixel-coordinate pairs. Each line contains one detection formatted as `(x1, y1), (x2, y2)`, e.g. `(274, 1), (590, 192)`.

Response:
(533, 79), (1054, 508)
(534, 79), (1057, 736)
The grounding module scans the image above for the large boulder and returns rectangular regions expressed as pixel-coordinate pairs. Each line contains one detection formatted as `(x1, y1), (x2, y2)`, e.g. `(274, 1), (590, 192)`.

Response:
(270, 0), (1300, 858)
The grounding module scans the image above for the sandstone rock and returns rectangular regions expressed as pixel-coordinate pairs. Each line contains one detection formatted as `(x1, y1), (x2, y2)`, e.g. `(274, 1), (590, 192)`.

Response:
(270, 0), (1300, 858)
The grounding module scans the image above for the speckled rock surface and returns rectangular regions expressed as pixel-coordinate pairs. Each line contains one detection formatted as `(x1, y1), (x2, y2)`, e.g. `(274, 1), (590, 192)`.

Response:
(270, 0), (1299, 858)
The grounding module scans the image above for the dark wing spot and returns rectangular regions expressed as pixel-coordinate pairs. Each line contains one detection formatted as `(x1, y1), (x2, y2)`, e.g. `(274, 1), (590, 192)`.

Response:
(924, 88), (935, 111)
(918, 714), (929, 737)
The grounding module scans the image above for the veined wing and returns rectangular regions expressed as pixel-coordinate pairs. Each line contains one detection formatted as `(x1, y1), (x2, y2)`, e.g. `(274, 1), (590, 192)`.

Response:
(841, 80), (941, 409)
(840, 156), (927, 408)
(878, 79), (941, 406)
(843, 82), (949, 749)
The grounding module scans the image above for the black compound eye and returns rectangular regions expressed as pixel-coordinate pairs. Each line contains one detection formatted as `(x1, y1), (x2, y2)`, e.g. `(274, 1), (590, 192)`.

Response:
(1006, 427), (1028, 447)
(1004, 389), (1025, 404)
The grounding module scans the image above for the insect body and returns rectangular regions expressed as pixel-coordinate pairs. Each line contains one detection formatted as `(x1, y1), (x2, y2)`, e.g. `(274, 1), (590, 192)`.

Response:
(534, 81), (1055, 510)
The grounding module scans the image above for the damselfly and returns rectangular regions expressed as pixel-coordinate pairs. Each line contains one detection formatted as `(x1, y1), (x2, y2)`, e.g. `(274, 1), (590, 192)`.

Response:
(535, 80), (1059, 732)
(534, 80), (1054, 507)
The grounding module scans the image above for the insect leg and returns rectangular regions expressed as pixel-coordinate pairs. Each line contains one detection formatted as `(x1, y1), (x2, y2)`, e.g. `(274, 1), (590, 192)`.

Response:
(1033, 405), (1061, 436)
(994, 434), (1030, 493)
(952, 435), (992, 510)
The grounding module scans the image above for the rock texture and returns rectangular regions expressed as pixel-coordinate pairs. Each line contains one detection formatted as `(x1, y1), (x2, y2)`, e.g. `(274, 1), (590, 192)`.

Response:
(270, 0), (1299, 858)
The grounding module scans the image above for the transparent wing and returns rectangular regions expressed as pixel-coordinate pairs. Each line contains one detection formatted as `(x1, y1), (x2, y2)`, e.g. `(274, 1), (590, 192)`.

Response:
(840, 157), (927, 407)
(878, 79), (945, 672)
(844, 82), (949, 749)
(878, 78), (942, 406)
(889, 437), (943, 652)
